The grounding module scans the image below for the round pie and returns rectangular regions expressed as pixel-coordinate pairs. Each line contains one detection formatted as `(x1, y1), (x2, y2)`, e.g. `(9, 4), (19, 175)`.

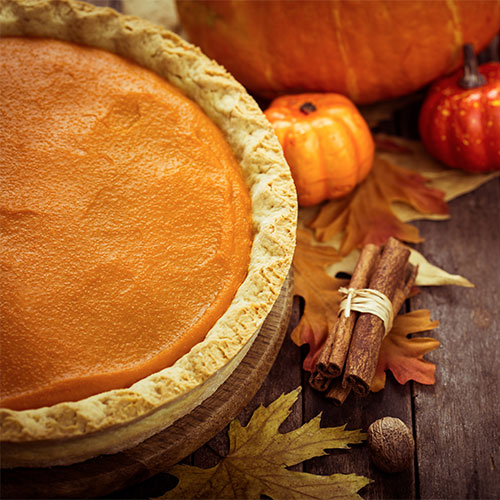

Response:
(0, 0), (297, 468)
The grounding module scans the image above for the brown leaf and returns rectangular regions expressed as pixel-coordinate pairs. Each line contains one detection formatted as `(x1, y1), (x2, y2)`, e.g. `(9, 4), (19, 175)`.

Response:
(291, 229), (346, 371)
(371, 310), (440, 392)
(309, 155), (448, 255)
(375, 134), (500, 222)
(160, 388), (370, 500)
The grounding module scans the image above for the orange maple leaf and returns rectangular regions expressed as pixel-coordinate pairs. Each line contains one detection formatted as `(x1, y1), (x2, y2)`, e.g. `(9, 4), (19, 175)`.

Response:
(371, 309), (440, 392)
(309, 155), (448, 255)
(291, 229), (346, 371)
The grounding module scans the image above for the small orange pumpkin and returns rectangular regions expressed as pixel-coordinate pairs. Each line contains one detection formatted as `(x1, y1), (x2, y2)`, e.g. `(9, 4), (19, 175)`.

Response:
(265, 93), (374, 206)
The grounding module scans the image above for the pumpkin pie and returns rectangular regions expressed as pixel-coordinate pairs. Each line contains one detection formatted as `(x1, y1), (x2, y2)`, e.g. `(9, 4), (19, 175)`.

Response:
(0, 0), (297, 468)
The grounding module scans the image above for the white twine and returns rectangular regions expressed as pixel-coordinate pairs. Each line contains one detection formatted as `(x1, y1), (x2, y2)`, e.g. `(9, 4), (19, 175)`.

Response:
(338, 287), (394, 336)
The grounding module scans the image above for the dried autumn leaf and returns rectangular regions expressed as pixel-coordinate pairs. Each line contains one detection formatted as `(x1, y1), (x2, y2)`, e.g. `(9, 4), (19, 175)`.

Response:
(371, 310), (440, 392)
(159, 388), (370, 500)
(310, 155), (448, 255)
(325, 247), (474, 288)
(291, 229), (346, 371)
(408, 248), (473, 287)
(292, 228), (458, 381)
(375, 134), (500, 222)
(291, 229), (464, 374)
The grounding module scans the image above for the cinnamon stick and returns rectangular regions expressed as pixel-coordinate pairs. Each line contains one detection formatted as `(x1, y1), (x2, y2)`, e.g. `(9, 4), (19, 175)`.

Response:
(393, 261), (418, 315)
(316, 243), (381, 378)
(309, 370), (331, 392)
(327, 264), (416, 405)
(343, 237), (410, 396)
(314, 321), (340, 377)
(326, 379), (351, 406)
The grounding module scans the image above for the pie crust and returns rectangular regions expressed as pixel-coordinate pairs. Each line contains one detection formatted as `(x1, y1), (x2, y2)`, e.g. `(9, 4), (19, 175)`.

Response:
(0, 0), (297, 468)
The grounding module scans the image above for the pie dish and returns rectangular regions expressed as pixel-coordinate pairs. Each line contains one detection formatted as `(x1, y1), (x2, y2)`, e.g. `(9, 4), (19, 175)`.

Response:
(0, 0), (297, 468)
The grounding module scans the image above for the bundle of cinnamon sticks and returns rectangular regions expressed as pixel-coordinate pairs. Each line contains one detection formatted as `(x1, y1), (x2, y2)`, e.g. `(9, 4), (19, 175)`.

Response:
(309, 237), (417, 405)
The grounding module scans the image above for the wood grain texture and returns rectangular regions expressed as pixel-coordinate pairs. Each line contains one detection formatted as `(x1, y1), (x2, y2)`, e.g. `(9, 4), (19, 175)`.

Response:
(1, 273), (294, 500)
(108, 174), (499, 500)
(412, 179), (500, 499)
(303, 366), (416, 499)
(190, 296), (305, 471)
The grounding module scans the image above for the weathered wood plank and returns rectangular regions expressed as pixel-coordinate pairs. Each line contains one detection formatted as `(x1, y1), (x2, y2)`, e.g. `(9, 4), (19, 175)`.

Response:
(412, 178), (500, 499)
(303, 373), (415, 499)
(191, 297), (304, 468)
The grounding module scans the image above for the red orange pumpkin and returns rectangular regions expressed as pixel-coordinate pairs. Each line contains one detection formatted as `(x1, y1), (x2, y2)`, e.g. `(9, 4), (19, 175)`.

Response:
(419, 45), (500, 173)
(176, 0), (500, 104)
(265, 93), (374, 206)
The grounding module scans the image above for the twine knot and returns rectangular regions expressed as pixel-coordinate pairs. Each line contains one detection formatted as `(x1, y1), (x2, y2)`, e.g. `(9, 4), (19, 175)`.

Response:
(338, 287), (394, 336)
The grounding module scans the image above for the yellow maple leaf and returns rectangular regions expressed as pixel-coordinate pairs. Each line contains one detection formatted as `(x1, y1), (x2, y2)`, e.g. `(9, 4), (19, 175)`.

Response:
(291, 229), (346, 371)
(309, 155), (448, 255)
(371, 310), (440, 392)
(159, 388), (370, 500)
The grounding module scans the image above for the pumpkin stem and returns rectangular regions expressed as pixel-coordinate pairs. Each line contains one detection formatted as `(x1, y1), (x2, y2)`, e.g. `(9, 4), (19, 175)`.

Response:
(299, 102), (317, 115)
(458, 43), (486, 89)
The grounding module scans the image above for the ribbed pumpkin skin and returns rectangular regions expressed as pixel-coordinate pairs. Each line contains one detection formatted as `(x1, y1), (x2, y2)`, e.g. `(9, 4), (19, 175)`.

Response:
(419, 62), (500, 173)
(264, 93), (374, 207)
(176, 0), (500, 104)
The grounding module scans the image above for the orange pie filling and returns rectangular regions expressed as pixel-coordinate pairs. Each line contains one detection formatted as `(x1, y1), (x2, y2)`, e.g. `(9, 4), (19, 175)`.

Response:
(0, 38), (253, 411)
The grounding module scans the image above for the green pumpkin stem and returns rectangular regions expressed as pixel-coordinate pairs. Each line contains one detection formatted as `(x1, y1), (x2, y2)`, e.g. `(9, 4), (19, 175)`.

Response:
(299, 102), (317, 115)
(459, 43), (486, 89)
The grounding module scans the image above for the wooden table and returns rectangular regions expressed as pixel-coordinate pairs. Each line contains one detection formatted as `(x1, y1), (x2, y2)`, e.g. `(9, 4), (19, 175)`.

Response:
(11, 3), (500, 498)
(105, 109), (499, 500)
(107, 185), (499, 500)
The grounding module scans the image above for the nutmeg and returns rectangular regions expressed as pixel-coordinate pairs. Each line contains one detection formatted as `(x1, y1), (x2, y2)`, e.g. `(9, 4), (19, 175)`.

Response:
(367, 417), (415, 473)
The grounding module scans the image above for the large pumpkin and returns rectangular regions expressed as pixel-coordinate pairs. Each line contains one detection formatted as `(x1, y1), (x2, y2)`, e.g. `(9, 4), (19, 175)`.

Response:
(176, 0), (500, 104)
